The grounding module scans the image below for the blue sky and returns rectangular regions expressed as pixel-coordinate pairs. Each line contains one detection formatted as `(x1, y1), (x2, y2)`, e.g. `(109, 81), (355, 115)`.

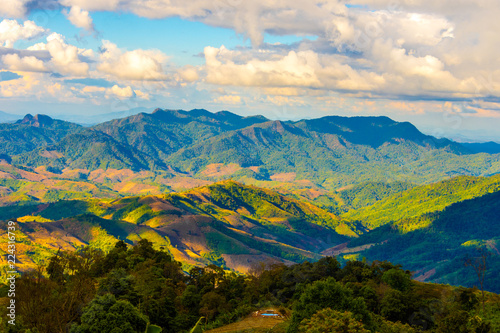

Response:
(1, 0), (500, 141)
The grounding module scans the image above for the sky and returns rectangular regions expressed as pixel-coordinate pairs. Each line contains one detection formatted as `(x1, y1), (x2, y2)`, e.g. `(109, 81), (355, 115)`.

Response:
(1, 0), (500, 141)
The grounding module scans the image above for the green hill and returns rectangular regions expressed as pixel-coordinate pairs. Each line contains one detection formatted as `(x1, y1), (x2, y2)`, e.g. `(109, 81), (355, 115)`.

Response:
(343, 174), (500, 228)
(13, 129), (163, 172)
(0, 114), (82, 156)
(0, 181), (360, 274)
(344, 190), (500, 293)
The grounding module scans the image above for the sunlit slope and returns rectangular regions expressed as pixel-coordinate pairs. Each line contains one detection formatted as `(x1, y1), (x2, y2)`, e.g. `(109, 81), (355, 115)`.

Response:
(0, 181), (360, 274)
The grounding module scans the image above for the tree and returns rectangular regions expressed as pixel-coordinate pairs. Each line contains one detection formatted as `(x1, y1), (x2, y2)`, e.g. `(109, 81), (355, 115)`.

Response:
(298, 309), (370, 333)
(381, 268), (413, 292)
(288, 277), (372, 333)
(199, 292), (230, 321)
(465, 248), (491, 313)
(380, 290), (408, 322)
(70, 294), (148, 333)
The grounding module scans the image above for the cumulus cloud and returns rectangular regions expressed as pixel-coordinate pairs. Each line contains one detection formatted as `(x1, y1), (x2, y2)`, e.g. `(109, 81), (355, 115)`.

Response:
(97, 40), (169, 80)
(110, 84), (135, 98)
(204, 45), (385, 93)
(2, 53), (49, 72)
(38, 33), (90, 76)
(214, 94), (242, 104)
(1, 0), (500, 111)
(0, 0), (31, 18)
(0, 20), (46, 48)
(64, 6), (95, 31)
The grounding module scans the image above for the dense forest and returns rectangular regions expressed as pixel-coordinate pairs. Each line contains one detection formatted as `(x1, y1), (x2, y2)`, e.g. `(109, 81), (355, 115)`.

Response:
(1, 240), (499, 332)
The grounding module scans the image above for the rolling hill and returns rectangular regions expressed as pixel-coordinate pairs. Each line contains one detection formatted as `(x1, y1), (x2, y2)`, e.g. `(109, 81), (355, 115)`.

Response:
(342, 190), (500, 293)
(0, 181), (362, 275)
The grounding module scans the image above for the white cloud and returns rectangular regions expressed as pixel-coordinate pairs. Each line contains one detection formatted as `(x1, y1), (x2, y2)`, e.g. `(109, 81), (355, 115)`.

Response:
(0, 0), (31, 18)
(0, 20), (46, 48)
(97, 40), (169, 80)
(2, 53), (48, 72)
(213, 94), (242, 104)
(110, 84), (135, 98)
(64, 6), (95, 32)
(44, 33), (90, 76)
(204, 45), (385, 93)
(178, 65), (199, 82)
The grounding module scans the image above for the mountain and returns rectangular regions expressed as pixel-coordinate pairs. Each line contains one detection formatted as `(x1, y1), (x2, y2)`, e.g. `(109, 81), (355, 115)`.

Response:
(0, 110), (21, 123)
(1, 109), (499, 190)
(1, 109), (500, 206)
(167, 115), (500, 189)
(0, 181), (362, 274)
(0, 114), (82, 156)
(53, 107), (154, 125)
(91, 108), (268, 163)
(342, 190), (500, 292)
(13, 129), (163, 172)
(462, 141), (500, 154)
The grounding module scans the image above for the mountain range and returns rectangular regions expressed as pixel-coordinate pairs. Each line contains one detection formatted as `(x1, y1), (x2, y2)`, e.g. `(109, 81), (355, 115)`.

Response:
(1, 109), (500, 192)
(0, 108), (500, 293)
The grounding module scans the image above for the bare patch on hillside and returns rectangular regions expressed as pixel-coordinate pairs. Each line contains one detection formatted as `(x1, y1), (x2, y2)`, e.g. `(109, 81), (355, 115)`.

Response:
(200, 163), (242, 178)
(270, 172), (296, 182)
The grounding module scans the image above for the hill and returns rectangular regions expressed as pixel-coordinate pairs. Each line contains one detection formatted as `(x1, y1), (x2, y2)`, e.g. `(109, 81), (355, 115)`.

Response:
(462, 141), (500, 154)
(343, 174), (500, 228)
(0, 181), (360, 274)
(0, 114), (82, 156)
(341, 189), (500, 293)
(166, 114), (500, 189)
(2, 237), (499, 333)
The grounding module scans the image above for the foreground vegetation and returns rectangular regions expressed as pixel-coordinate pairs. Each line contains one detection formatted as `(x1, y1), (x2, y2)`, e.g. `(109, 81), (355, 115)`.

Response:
(1, 240), (499, 332)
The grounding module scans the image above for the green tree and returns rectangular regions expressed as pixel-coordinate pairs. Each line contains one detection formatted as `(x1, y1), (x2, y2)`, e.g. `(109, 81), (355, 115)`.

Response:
(199, 292), (230, 321)
(298, 309), (370, 333)
(70, 294), (148, 333)
(289, 277), (371, 333)
(381, 268), (413, 292)
(380, 289), (408, 322)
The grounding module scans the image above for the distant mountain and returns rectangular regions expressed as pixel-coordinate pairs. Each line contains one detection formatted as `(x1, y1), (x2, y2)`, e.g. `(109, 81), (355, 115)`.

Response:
(0, 110), (21, 123)
(13, 128), (162, 172)
(461, 141), (500, 154)
(92, 108), (268, 163)
(2, 109), (500, 191)
(0, 114), (82, 156)
(54, 107), (154, 125)
(167, 115), (498, 188)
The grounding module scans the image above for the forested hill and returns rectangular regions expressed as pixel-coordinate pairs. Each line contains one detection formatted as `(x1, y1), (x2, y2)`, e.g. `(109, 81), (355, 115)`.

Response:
(0, 181), (362, 275)
(0, 109), (499, 191)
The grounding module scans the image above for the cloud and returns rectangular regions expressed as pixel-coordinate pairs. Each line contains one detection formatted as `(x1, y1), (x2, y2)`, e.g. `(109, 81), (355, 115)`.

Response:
(2, 53), (49, 72)
(23, 32), (90, 76)
(108, 84), (150, 100)
(110, 84), (135, 98)
(97, 40), (169, 80)
(0, 0), (31, 18)
(64, 6), (95, 31)
(0, 19), (46, 48)
(204, 45), (385, 93)
(178, 65), (199, 82)
(213, 94), (242, 104)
